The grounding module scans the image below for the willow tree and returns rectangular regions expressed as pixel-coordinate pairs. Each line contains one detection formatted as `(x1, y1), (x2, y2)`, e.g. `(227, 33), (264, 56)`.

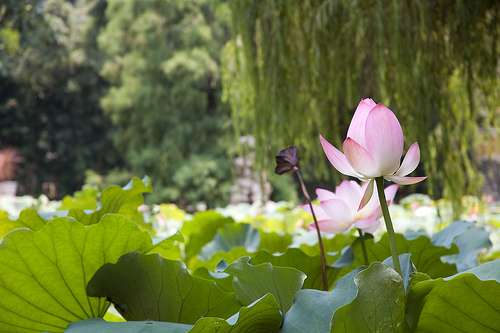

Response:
(224, 0), (499, 210)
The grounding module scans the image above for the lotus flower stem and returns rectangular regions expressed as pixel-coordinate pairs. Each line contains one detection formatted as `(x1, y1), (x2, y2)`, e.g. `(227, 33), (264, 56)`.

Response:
(295, 169), (329, 291)
(375, 177), (402, 276)
(357, 228), (369, 266)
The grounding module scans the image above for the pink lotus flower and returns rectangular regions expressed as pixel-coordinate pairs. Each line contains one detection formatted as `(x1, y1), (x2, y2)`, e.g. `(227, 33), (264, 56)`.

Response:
(303, 180), (398, 234)
(320, 98), (426, 186)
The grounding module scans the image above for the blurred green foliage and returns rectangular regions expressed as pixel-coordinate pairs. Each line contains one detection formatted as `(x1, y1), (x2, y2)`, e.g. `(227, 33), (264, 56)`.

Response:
(98, 0), (233, 205)
(0, 0), (121, 195)
(0, 0), (233, 207)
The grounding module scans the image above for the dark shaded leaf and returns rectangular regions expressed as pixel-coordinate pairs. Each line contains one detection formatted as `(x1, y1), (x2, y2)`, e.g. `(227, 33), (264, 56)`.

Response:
(87, 253), (240, 324)
(224, 257), (306, 313)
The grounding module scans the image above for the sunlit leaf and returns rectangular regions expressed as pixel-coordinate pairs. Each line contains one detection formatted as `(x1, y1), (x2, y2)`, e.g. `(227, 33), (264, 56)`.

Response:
(0, 208), (46, 238)
(0, 214), (152, 332)
(68, 177), (152, 226)
(148, 231), (184, 260)
(59, 186), (99, 211)
(409, 260), (500, 332)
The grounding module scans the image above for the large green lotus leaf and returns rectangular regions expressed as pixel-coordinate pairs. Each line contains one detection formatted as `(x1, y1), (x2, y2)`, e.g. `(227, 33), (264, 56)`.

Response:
(87, 252), (241, 324)
(281, 268), (361, 333)
(0, 214), (152, 333)
(68, 177), (152, 226)
(410, 260), (500, 332)
(189, 294), (282, 333)
(432, 221), (492, 271)
(0, 208), (47, 237)
(199, 223), (259, 260)
(331, 263), (406, 333)
(148, 231), (184, 260)
(65, 319), (191, 333)
(181, 211), (234, 260)
(66, 294), (281, 333)
(349, 234), (457, 278)
(251, 248), (339, 289)
(224, 257), (306, 313)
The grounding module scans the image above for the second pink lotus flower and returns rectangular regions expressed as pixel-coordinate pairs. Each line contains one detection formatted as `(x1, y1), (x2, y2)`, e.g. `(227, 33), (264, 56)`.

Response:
(303, 180), (398, 234)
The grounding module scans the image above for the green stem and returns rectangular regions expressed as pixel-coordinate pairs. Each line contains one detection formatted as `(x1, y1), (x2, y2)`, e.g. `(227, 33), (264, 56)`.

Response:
(357, 228), (369, 266)
(295, 169), (329, 291)
(375, 177), (402, 276)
